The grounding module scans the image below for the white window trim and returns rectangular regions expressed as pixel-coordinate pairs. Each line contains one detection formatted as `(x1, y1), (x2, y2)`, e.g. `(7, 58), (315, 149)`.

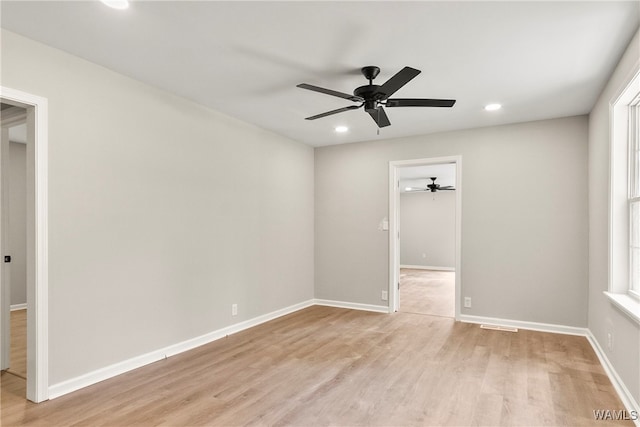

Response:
(629, 99), (640, 300)
(608, 62), (640, 324)
(604, 292), (640, 323)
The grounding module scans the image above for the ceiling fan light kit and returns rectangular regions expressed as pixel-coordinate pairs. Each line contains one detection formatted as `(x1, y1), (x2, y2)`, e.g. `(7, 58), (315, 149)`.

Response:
(297, 66), (456, 128)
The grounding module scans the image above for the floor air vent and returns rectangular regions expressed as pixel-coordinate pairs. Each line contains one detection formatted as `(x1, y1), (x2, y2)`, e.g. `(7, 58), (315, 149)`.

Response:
(480, 324), (518, 332)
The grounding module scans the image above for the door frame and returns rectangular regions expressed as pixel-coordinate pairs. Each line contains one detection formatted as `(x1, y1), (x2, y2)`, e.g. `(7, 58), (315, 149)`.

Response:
(388, 155), (462, 319)
(0, 86), (49, 403)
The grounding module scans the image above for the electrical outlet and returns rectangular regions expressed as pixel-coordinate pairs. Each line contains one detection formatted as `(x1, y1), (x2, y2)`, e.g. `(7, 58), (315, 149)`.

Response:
(464, 297), (472, 308)
(232, 304), (238, 316)
(422, 253), (426, 259)
(381, 290), (388, 301)
(607, 333), (613, 351)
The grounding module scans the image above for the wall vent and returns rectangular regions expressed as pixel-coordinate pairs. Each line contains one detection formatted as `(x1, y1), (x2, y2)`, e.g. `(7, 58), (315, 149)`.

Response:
(480, 324), (518, 333)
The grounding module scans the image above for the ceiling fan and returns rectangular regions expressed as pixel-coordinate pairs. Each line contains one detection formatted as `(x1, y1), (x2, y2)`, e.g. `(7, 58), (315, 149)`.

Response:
(297, 66), (456, 128)
(406, 177), (455, 193)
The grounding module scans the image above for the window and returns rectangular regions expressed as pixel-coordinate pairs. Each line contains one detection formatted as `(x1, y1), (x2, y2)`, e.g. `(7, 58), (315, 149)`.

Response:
(630, 95), (640, 299)
(607, 67), (640, 323)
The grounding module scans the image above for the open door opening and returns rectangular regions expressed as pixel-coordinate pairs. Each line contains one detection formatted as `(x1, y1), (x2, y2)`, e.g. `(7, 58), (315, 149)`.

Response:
(398, 165), (456, 317)
(389, 156), (461, 320)
(1, 106), (29, 382)
(0, 87), (49, 403)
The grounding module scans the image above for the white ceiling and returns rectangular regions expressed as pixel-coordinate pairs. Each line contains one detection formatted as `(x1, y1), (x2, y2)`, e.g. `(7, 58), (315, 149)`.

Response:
(398, 163), (456, 193)
(1, 1), (638, 147)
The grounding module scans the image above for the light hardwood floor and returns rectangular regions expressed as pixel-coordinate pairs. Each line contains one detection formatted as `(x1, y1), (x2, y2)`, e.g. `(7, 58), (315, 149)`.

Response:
(0, 305), (631, 426)
(6, 309), (27, 379)
(399, 269), (455, 317)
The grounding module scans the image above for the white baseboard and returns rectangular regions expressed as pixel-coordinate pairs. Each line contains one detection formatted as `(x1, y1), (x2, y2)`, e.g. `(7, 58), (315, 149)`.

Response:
(586, 331), (640, 426)
(400, 265), (455, 271)
(10, 303), (27, 311)
(313, 299), (389, 313)
(459, 314), (589, 336)
(48, 299), (315, 399)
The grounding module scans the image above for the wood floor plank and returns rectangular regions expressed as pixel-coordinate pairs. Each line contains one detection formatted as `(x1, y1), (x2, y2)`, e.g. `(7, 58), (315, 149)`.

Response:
(399, 269), (455, 317)
(1, 305), (632, 426)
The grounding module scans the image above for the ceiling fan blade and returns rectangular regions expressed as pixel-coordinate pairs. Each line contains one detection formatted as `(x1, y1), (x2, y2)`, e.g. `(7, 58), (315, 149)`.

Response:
(439, 188), (456, 191)
(367, 106), (391, 128)
(378, 67), (421, 99)
(297, 83), (363, 102)
(386, 98), (456, 108)
(305, 104), (360, 120)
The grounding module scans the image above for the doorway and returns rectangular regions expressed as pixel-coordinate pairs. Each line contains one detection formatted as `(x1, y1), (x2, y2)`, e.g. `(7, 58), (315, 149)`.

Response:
(0, 87), (49, 403)
(2, 108), (28, 379)
(397, 163), (456, 317)
(388, 156), (461, 319)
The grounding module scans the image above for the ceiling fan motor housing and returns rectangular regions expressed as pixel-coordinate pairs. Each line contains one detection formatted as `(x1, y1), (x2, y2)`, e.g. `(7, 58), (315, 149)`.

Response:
(355, 66), (387, 111)
(354, 85), (385, 111)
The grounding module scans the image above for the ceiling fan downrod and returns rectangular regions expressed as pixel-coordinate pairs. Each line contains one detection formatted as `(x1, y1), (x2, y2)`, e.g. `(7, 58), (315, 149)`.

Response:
(361, 66), (380, 85)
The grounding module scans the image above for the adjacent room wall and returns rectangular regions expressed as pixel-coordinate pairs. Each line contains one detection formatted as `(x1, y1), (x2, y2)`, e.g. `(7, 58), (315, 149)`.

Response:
(1, 30), (314, 386)
(8, 140), (26, 307)
(315, 115), (589, 326)
(588, 28), (640, 407)
(400, 191), (455, 269)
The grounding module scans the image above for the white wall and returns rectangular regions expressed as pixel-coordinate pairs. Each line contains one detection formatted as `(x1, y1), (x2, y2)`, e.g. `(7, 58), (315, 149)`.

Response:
(315, 115), (589, 326)
(588, 28), (640, 407)
(8, 141), (26, 306)
(400, 191), (455, 269)
(1, 30), (314, 385)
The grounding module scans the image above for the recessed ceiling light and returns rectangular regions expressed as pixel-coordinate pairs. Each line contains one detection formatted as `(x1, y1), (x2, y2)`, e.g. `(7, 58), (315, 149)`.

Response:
(484, 103), (502, 111)
(405, 187), (412, 191)
(335, 126), (348, 133)
(100, 0), (129, 10)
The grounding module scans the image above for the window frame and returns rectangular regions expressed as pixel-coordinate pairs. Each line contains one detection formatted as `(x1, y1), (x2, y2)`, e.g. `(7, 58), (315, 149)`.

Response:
(606, 65), (640, 323)
(628, 96), (640, 300)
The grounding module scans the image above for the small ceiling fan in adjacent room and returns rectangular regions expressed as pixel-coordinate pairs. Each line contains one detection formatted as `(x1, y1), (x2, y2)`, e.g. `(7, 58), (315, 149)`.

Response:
(405, 177), (455, 192)
(297, 66), (456, 128)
